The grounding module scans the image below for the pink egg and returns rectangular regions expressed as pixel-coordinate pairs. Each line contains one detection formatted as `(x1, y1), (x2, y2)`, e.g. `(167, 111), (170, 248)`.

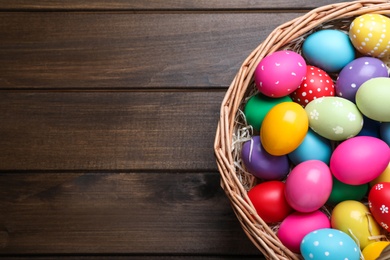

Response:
(330, 136), (390, 185)
(285, 160), (333, 212)
(254, 50), (307, 98)
(277, 210), (330, 253)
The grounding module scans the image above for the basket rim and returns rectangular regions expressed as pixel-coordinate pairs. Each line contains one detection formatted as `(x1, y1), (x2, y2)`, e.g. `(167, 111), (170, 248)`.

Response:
(214, 1), (390, 259)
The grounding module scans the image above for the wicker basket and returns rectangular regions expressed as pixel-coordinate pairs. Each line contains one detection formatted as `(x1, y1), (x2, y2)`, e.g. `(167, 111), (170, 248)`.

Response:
(214, 1), (390, 259)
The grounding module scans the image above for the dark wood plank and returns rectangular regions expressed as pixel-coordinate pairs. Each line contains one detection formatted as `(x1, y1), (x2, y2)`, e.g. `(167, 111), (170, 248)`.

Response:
(0, 91), (223, 171)
(0, 171), (260, 256)
(0, 12), (301, 89)
(0, 0), (349, 10)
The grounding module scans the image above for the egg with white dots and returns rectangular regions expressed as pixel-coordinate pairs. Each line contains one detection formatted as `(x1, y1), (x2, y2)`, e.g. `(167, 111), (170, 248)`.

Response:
(300, 228), (360, 260)
(349, 13), (390, 58)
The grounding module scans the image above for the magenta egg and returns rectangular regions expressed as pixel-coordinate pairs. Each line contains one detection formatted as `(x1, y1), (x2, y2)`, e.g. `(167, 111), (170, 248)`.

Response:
(336, 57), (388, 102)
(254, 50), (307, 98)
(285, 160), (333, 212)
(330, 136), (390, 185)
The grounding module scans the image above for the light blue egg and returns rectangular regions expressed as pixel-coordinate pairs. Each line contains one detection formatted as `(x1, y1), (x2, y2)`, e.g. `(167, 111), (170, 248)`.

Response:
(288, 129), (332, 165)
(301, 228), (360, 260)
(380, 122), (390, 146)
(302, 30), (355, 73)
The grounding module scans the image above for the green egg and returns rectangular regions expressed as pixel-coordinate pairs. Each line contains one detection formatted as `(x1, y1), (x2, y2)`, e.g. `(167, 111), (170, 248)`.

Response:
(356, 77), (390, 122)
(244, 93), (292, 132)
(326, 177), (369, 206)
(305, 96), (363, 141)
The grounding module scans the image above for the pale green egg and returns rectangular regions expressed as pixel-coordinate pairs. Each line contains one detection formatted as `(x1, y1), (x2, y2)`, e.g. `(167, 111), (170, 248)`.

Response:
(305, 97), (363, 141)
(356, 77), (390, 122)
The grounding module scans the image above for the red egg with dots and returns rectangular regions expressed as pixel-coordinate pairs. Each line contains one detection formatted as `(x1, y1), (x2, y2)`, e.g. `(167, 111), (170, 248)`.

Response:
(290, 66), (335, 107)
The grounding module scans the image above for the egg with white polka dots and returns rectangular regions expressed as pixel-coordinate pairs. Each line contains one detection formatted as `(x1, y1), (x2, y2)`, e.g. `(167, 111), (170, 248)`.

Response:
(254, 50), (307, 97)
(300, 228), (360, 260)
(336, 57), (388, 102)
(291, 66), (335, 107)
(349, 14), (390, 58)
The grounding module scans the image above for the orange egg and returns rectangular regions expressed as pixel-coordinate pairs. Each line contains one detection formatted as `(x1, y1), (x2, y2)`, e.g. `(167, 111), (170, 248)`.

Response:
(260, 102), (308, 156)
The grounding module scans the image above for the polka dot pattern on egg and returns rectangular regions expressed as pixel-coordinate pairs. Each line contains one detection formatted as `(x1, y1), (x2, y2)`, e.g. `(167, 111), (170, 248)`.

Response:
(300, 228), (360, 260)
(349, 13), (390, 58)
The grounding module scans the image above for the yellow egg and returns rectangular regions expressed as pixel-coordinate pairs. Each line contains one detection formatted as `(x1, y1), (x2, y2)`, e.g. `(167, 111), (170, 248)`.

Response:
(362, 241), (390, 260)
(260, 102), (308, 156)
(370, 162), (390, 186)
(349, 14), (390, 58)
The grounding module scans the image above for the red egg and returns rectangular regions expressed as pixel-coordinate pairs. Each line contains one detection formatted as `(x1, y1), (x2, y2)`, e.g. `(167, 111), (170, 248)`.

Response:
(290, 66), (335, 107)
(248, 181), (294, 223)
(368, 182), (390, 232)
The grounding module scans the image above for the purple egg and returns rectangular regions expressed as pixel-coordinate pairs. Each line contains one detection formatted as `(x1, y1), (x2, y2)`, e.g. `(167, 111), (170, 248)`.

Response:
(241, 136), (290, 180)
(336, 57), (388, 102)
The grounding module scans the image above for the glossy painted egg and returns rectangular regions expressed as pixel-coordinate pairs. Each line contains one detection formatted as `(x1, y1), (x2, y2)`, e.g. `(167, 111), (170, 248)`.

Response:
(302, 29), (355, 72)
(368, 182), (390, 232)
(248, 181), (294, 224)
(285, 160), (332, 212)
(336, 57), (388, 102)
(331, 200), (381, 249)
(326, 177), (368, 206)
(290, 66), (335, 107)
(381, 122), (390, 145)
(305, 97), (363, 141)
(349, 14), (390, 58)
(244, 93), (292, 133)
(288, 129), (332, 166)
(362, 241), (390, 260)
(260, 102), (308, 156)
(301, 228), (360, 260)
(277, 211), (330, 253)
(370, 162), (390, 186)
(254, 50), (307, 97)
(330, 136), (390, 185)
(356, 77), (390, 122)
(241, 136), (290, 180)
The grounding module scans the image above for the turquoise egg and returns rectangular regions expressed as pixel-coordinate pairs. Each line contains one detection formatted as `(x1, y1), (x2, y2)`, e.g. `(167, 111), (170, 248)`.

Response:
(302, 29), (355, 73)
(305, 97), (363, 141)
(288, 129), (332, 165)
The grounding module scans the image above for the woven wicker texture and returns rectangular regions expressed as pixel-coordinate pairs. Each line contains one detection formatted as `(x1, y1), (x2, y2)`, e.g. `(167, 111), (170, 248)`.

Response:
(214, 1), (390, 259)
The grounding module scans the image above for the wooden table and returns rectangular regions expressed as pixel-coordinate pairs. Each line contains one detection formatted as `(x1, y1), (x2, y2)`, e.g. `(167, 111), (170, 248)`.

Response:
(0, 1), (346, 258)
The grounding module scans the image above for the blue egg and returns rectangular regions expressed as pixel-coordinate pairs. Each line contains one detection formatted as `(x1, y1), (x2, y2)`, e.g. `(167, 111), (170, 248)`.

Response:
(358, 116), (381, 138)
(302, 30), (355, 73)
(301, 228), (360, 260)
(288, 129), (332, 165)
(380, 122), (390, 146)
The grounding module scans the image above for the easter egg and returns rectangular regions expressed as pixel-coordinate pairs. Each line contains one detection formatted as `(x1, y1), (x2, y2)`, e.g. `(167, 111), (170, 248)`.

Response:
(241, 136), (290, 180)
(288, 129), (332, 166)
(260, 102), (308, 156)
(356, 77), (390, 122)
(380, 122), (390, 145)
(368, 182), (390, 232)
(254, 50), (307, 97)
(349, 14), (390, 58)
(301, 228), (360, 260)
(290, 66), (335, 107)
(362, 241), (390, 260)
(330, 136), (390, 185)
(305, 97), (363, 141)
(370, 163), (390, 186)
(336, 57), (388, 102)
(302, 29), (355, 72)
(277, 211), (330, 253)
(244, 93), (292, 132)
(285, 160), (332, 213)
(326, 177), (368, 206)
(331, 200), (381, 249)
(247, 181), (294, 224)
(358, 116), (381, 138)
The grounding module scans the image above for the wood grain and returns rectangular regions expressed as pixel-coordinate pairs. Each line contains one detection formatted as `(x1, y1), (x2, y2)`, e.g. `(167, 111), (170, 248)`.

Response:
(0, 91), (224, 171)
(0, 12), (301, 89)
(0, 171), (260, 256)
(1, 0), (349, 10)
